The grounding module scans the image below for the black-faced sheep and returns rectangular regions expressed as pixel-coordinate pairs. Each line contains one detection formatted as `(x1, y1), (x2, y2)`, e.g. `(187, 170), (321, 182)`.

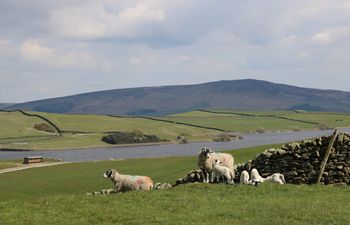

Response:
(211, 159), (234, 184)
(197, 147), (234, 183)
(103, 169), (154, 192)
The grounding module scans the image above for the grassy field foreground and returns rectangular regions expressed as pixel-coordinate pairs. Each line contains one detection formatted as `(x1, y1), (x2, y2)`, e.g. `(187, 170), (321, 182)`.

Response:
(0, 144), (350, 224)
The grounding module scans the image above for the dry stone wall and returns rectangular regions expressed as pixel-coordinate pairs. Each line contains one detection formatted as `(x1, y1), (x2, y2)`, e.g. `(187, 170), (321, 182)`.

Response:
(235, 132), (350, 185)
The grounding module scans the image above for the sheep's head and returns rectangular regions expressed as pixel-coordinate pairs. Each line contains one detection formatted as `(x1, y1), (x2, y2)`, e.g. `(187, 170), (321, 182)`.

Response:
(199, 147), (213, 158)
(103, 169), (117, 179)
(213, 159), (223, 166)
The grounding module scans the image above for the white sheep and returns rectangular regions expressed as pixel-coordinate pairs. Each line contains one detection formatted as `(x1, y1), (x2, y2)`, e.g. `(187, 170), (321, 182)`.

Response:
(250, 168), (265, 185)
(103, 169), (154, 192)
(240, 170), (252, 184)
(250, 169), (286, 185)
(197, 147), (234, 183)
(264, 173), (286, 184)
(211, 159), (235, 184)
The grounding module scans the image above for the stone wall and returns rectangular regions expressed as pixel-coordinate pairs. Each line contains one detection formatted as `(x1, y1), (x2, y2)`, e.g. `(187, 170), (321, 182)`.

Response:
(235, 132), (350, 185)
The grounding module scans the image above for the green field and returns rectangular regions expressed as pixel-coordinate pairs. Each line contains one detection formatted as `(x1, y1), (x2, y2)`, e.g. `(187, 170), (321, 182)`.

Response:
(1, 110), (350, 150)
(0, 144), (349, 225)
(166, 110), (350, 132)
(0, 111), (221, 150)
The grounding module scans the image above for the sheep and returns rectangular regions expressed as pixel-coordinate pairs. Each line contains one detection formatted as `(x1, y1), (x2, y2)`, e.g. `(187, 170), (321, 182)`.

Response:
(197, 147), (234, 183)
(264, 173), (286, 184)
(103, 169), (153, 192)
(250, 168), (265, 185)
(240, 170), (252, 185)
(211, 159), (235, 184)
(250, 169), (286, 185)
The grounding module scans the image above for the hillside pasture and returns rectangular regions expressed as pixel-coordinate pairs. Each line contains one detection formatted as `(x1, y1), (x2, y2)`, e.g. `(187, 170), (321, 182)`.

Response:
(0, 111), (220, 150)
(166, 110), (350, 132)
(1, 110), (350, 150)
(0, 144), (349, 225)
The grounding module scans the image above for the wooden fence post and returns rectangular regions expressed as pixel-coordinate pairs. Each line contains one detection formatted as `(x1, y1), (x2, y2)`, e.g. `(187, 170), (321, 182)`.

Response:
(316, 129), (338, 185)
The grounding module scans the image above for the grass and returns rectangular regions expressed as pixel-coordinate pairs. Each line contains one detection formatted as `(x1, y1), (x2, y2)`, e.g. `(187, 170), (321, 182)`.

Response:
(0, 111), (49, 138)
(166, 110), (350, 132)
(1, 109), (350, 150)
(0, 159), (23, 170)
(1, 184), (349, 225)
(0, 158), (58, 170)
(0, 144), (349, 224)
(0, 111), (220, 150)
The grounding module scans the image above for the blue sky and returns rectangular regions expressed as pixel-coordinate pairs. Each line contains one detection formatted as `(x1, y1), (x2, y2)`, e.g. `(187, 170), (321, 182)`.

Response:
(1, 0), (350, 102)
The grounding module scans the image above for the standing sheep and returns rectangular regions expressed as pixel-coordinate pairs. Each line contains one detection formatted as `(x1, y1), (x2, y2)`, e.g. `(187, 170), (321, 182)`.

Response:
(211, 159), (234, 184)
(197, 147), (234, 183)
(103, 169), (154, 192)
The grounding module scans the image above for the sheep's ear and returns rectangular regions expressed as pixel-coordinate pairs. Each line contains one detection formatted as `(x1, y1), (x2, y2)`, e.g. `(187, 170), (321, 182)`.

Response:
(207, 148), (213, 153)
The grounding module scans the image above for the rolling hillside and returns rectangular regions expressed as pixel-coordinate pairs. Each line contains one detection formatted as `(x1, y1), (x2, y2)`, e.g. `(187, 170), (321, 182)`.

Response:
(7, 79), (350, 115)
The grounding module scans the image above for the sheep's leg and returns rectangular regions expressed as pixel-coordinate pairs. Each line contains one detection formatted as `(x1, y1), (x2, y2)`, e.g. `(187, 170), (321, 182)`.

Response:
(210, 171), (215, 183)
(201, 169), (209, 183)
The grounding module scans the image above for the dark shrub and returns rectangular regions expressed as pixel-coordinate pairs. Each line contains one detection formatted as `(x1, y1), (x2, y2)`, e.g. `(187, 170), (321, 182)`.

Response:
(102, 132), (166, 145)
(33, 123), (56, 133)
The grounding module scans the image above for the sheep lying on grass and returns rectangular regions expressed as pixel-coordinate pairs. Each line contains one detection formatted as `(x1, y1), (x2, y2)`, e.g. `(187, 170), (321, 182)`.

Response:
(197, 147), (234, 183)
(264, 173), (286, 184)
(250, 168), (286, 185)
(103, 169), (154, 192)
(211, 159), (234, 184)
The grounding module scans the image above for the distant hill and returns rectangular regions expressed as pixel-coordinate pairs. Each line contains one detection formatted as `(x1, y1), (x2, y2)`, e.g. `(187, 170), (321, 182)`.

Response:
(6, 79), (350, 115)
(0, 103), (14, 110)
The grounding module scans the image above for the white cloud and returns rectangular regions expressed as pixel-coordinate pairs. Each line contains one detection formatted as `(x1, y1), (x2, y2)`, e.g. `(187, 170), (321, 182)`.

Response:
(20, 38), (53, 61)
(1, 0), (350, 102)
(17, 38), (113, 72)
(296, 51), (309, 60)
(51, 3), (164, 40)
(312, 32), (332, 43)
(128, 57), (141, 67)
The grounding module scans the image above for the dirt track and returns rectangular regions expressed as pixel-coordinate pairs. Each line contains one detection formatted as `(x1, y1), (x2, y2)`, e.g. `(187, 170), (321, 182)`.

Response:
(0, 162), (67, 174)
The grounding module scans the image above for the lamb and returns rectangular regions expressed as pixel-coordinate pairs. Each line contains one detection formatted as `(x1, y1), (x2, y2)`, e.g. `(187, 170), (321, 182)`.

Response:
(103, 169), (154, 192)
(240, 170), (251, 185)
(250, 168), (286, 185)
(197, 147), (234, 183)
(264, 173), (286, 184)
(250, 168), (265, 185)
(211, 159), (235, 184)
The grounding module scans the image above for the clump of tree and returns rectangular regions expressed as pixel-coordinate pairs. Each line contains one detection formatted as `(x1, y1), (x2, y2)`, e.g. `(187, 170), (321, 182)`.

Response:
(33, 123), (56, 133)
(102, 130), (167, 144)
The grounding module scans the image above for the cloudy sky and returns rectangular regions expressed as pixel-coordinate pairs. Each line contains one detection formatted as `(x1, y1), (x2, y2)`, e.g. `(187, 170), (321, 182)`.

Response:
(1, 0), (350, 103)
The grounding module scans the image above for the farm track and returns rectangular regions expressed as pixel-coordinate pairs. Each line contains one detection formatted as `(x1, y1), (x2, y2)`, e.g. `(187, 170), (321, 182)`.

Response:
(0, 162), (67, 174)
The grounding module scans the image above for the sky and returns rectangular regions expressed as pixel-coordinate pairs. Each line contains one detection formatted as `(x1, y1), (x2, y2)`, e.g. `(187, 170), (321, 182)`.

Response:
(1, 0), (350, 103)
